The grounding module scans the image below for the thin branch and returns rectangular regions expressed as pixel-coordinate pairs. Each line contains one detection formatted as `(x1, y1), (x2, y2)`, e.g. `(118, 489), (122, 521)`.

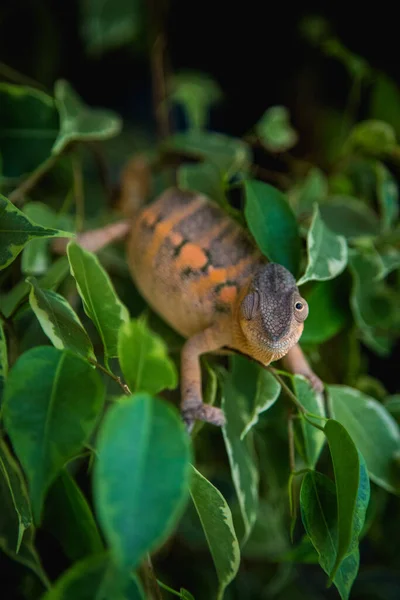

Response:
(146, 554), (163, 600)
(8, 155), (58, 204)
(149, 0), (170, 139)
(266, 366), (307, 414)
(87, 142), (112, 204)
(0, 61), (48, 91)
(287, 410), (296, 473)
(88, 359), (131, 395)
(72, 154), (85, 232)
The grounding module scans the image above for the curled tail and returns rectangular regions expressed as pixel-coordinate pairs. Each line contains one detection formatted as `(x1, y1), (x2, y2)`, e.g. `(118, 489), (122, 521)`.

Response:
(117, 154), (152, 218)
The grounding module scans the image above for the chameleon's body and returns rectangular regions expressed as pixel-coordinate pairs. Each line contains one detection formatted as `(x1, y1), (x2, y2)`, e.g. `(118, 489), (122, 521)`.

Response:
(66, 156), (323, 430)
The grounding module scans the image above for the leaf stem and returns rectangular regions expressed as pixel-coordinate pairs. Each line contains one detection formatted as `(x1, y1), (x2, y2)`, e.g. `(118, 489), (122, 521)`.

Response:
(0, 61), (48, 91)
(266, 367), (307, 414)
(72, 153), (85, 232)
(145, 554), (163, 600)
(88, 359), (131, 395)
(8, 155), (59, 205)
(157, 580), (183, 598)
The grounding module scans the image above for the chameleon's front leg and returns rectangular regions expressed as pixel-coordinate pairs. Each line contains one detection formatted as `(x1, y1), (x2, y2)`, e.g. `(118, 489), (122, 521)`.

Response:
(181, 325), (229, 432)
(280, 343), (324, 393)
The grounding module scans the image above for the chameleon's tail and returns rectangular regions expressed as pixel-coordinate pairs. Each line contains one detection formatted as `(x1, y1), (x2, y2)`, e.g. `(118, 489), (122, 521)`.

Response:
(117, 154), (152, 218)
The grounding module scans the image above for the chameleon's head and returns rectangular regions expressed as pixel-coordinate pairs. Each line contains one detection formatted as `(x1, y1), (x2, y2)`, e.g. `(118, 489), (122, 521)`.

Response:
(237, 263), (308, 362)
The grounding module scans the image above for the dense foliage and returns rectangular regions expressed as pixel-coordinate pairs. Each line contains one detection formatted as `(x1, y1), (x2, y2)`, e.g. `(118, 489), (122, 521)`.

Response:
(1, 3), (400, 600)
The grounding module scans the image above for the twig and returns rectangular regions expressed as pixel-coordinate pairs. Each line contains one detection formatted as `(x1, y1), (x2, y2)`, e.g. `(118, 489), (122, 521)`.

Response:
(72, 154), (85, 232)
(88, 359), (131, 395)
(0, 61), (48, 91)
(87, 142), (112, 203)
(146, 554), (163, 600)
(9, 155), (58, 204)
(287, 410), (296, 473)
(149, 0), (170, 139)
(266, 366), (307, 414)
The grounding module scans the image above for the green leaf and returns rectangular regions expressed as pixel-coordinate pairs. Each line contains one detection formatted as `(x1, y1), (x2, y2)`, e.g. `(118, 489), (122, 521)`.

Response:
(80, 0), (144, 57)
(177, 161), (227, 208)
(169, 71), (222, 131)
(324, 419), (370, 578)
(376, 162), (399, 231)
(328, 385), (400, 494)
(370, 73), (400, 137)
(221, 363), (259, 543)
(0, 438), (32, 552)
(3, 346), (105, 522)
(162, 131), (252, 179)
(118, 318), (177, 395)
(21, 202), (59, 276)
(180, 589), (195, 600)
(0, 83), (58, 179)
(0, 318), (7, 402)
(294, 376), (326, 468)
(300, 278), (349, 345)
(27, 277), (96, 360)
(240, 368), (281, 439)
(0, 194), (72, 271)
(93, 393), (191, 570)
(44, 469), (104, 562)
(67, 241), (129, 365)
(297, 204), (348, 285)
(255, 106), (298, 153)
(52, 80), (122, 155)
(244, 179), (301, 276)
(319, 196), (380, 239)
(344, 120), (396, 157)
(292, 167), (328, 216)
(300, 472), (360, 600)
(379, 248), (400, 279)
(190, 465), (240, 600)
(0, 525), (50, 590)
(42, 552), (144, 600)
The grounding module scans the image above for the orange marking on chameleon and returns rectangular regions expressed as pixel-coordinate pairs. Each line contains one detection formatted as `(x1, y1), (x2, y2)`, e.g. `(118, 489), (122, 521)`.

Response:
(170, 231), (184, 246)
(219, 285), (237, 304)
(176, 244), (208, 270)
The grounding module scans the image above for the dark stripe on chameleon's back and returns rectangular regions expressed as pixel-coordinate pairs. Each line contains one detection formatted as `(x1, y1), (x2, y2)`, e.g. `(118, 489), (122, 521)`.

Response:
(208, 227), (256, 268)
(155, 188), (197, 220)
(174, 202), (224, 239)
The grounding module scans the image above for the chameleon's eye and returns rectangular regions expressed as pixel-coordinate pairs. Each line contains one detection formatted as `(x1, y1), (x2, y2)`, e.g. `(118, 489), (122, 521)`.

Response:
(295, 302), (303, 310)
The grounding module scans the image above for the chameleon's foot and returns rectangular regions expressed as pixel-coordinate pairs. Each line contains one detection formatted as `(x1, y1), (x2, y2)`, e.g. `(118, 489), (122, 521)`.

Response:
(182, 404), (226, 433)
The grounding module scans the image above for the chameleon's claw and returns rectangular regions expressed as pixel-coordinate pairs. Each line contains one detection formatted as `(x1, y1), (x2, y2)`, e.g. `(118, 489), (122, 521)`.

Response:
(182, 404), (226, 433)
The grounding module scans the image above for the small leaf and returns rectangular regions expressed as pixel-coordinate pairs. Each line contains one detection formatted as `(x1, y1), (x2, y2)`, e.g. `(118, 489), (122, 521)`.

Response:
(169, 71), (222, 131)
(44, 469), (104, 562)
(300, 472), (360, 600)
(294, 375), (326, 468)
(0, 439), (32, 552)
(180, 589), (195, 600)
(256, 106), (298, 153)
(240, 368), (281, 439)
(0, 194), (72, 271)
(244, 179), (301, 276)
(319, 196), (380, 239)
(190, 465), (240, 600)
(21, 202), (60, 276)
(0, 83), (58, 179)
(344, 120), (396, 157)
(376, 162), (399, 231)
(177, 161), (227, 208)
(42, 552), (144, 600)
(297, 204), (348, 285)
(27, 277), (96, 360)
(324, 419), (370, 578)
(0, 318), (8, 402)
(221, 362), (259, 543)
(162, 131), (252, 179)
(328, 385), (400, 494)
(93, 393), (191, 570)
(80, 0), (144, 57)
(67, 241), (129, 365)
(118, 318), (177, 395)
(3, 346), (105, 522)
(52, 80), (122, 155)
(300, 278), (349, 345)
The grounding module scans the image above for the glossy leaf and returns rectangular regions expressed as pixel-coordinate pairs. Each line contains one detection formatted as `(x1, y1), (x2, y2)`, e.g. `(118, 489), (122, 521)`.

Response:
(169, 71), (222, 130)
(0, 318), (7, 402)
(255, 105), (298, 152)
(319, 196), (380, 239)
(93, 393), (191, 570)
(118, 318), (177, 395)
(300, 278), (349, 345)
(344, 120), (396, 157)
(294, 375), (326, 468)
(177, 161), (227, 208)
(0, 438), (32, 552)
(42, 552), (144, 600)
(21, 202), (59, 276)
(221, 365), (259, 543)
(240, 368), (281, 439)
(162, 131), (252, 178)
(3, 346), (105, 522)
(300, 472), (360, 600)
(44, 469), (103, 562)
(190, 465), (240, 600)
(52, 80), (122, 155)
(27, 276), (96, 360)
(324, 419), (370, 578)
(80, 0), (143, 56)
(328, 385), (400, 494)
(244, 179), (301, 276)
(0, 194), (72, 271)
(376, 162), (399, 231)
(0, 83), (58, 178)
(67, 241), (129, 365)
(297, 204), (348, 285)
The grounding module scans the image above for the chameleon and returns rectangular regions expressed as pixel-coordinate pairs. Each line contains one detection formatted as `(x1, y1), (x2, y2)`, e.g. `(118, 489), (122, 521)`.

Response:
(65, 156), (323, 431)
